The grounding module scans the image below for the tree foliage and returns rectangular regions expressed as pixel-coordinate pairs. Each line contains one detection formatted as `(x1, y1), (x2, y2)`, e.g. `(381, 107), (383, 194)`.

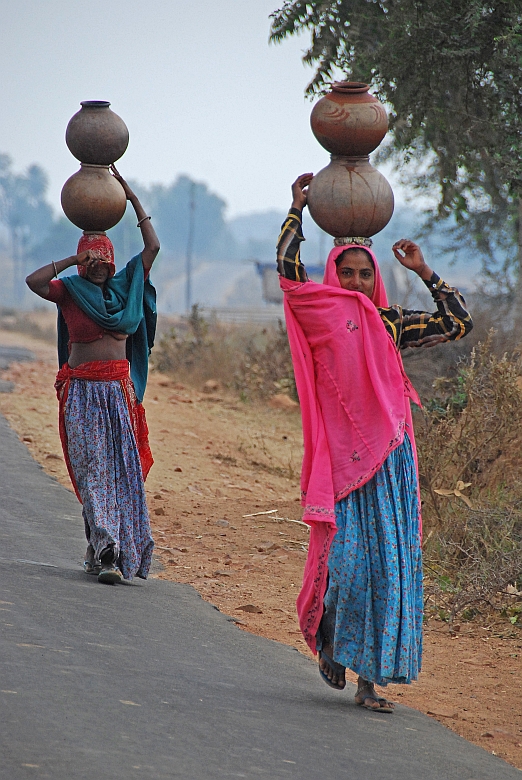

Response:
(0, 154), (54, 256)
(147, 175), (233, 262)
(270, 1), (522, 282)
(0, 154), (55, 302)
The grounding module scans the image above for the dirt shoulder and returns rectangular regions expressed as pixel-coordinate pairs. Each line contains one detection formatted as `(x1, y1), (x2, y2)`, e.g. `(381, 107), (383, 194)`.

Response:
(0, 324), (521, 769)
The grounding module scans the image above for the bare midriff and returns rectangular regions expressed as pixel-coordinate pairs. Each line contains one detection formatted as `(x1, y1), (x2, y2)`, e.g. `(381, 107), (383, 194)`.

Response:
(68, 332), (128, 368)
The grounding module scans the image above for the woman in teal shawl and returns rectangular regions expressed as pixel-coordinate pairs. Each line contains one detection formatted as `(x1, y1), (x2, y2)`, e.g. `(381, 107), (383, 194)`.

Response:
(26, 167), (159, 585)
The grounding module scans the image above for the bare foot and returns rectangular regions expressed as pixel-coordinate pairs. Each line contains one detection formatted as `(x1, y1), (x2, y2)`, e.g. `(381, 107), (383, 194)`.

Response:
(355, 677), (394, 713)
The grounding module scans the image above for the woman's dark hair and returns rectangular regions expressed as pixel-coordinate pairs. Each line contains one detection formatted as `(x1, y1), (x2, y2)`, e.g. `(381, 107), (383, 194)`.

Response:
(334, 247), (374, 269)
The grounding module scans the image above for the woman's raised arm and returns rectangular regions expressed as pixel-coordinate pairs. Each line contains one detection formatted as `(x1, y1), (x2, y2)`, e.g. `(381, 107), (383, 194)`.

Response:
(25, 250), (102, 299)
(276, 174), (314, 283)
(110, 165), (160, 270)
(379, 238), (473, 348)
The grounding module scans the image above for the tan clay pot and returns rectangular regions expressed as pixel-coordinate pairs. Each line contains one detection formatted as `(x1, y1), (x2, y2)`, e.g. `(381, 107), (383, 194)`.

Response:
(61, 164), (127, 232)
(310, 82), (388, 157)
(307, 155), (394, 238)
(65, 101), (129, 165)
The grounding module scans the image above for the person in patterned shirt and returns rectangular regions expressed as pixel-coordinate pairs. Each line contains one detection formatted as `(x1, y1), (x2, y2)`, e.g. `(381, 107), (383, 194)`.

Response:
(278, 174), (473, 350)
(278, 173), (473, 712)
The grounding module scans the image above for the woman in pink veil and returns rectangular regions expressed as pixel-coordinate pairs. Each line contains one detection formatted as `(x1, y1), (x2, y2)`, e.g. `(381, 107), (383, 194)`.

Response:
(278, 174), (473, 712)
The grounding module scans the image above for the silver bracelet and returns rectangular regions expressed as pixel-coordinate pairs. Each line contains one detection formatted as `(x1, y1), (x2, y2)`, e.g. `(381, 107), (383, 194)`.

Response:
(52, 260), (59, 278)
(137, 215), (152, 228)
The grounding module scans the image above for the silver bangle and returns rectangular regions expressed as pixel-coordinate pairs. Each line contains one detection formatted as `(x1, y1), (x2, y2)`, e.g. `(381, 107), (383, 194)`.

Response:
(52, 261), (59, 278)
(137, 215), (152, 228)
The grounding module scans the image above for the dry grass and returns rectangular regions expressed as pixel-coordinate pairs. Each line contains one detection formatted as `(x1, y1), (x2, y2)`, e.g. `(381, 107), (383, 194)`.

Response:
(416, 335), (522, 625)
(152, 305), (296, 402)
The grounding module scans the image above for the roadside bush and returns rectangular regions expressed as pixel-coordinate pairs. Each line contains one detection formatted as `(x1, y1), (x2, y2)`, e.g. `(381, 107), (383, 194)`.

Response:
(423, 502), (522, 626)
(417, 334), (522, 516)
(417, 335), (522, 625)
(153, 305), (226, 381)
(232, 320), (296, 402)
(152, 305), (296, 401)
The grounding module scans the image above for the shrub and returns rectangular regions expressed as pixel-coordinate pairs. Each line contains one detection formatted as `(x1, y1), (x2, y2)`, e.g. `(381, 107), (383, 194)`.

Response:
(152, 305), (296, 401)
(417, 335), (522, 625)
(232, 320), (296, 402)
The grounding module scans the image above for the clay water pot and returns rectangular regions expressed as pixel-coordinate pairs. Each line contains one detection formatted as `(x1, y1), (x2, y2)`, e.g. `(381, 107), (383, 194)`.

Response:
(307, 155), (394, 238)
(65, 101), (129, 165)
(61, 164), (127, 232)
(310, 82), (388, 157)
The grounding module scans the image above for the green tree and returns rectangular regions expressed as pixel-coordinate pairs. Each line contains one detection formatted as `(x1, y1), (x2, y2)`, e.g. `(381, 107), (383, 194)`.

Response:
(0, 154), (55, 302)
(147, 175), (235, 262)
(270, 1), (522, 307)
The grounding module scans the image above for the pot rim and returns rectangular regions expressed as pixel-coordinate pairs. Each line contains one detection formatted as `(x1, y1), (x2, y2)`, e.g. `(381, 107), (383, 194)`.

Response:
(79, 100), (111, 109)
(330, 154), (371, 162)
(331, 81), (369, 94)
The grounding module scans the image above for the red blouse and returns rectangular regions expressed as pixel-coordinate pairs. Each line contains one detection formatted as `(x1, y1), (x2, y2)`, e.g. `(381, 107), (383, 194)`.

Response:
(46, 267), (149, 348)
(47, 280), (106, 344)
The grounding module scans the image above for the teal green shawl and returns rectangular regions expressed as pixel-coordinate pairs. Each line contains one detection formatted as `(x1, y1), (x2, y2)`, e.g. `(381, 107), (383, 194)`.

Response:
(57, 254), (157, 403)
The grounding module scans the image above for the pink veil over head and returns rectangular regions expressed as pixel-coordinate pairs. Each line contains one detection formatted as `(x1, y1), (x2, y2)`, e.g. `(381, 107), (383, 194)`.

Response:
(322, 243), (389, 306)
(281, 243), (420, 651)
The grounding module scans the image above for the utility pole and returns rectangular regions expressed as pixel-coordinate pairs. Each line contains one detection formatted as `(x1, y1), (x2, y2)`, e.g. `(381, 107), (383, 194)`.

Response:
(123, 212), (130, 263)
(319, 229), (326, 266)
(185, 181), (196, 314)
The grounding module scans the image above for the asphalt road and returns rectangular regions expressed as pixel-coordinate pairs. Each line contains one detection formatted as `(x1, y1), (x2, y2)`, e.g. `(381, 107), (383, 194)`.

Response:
(0, 346), (35, 392)
(0, 412), (519, 780)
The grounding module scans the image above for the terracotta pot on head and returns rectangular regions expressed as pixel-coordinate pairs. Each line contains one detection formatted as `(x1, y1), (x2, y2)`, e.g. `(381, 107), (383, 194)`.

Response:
(61, 164), (127, 232)
(307, 82), (394, 239)
(310, 81), (388, 156)
(65, 100), (129, 165)
(61, 100), (129, 232)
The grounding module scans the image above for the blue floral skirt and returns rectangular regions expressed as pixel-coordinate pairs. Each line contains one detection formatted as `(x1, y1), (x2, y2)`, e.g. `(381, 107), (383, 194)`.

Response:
(65, 378), (154, 580)
(319, 434), (423, 686)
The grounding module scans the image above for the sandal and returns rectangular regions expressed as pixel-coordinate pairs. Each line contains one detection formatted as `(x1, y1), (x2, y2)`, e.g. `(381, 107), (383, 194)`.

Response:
(355, 681), (394, 713)
(83, 544), (101, 576)
(318, 648), (346, 690)
(97, 544), (122, 585)
(83, 559), (101, 575)
(97, 565), (123, 585)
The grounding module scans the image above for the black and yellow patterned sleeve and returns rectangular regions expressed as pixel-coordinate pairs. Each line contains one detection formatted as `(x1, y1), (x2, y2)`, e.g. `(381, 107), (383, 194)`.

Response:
(276, 208), (309, 282)
(379, 272), (473, 349)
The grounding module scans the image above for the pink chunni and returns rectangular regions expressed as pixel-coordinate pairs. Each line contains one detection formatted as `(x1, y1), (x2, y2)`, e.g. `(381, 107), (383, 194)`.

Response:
(281, 244), (421, 651)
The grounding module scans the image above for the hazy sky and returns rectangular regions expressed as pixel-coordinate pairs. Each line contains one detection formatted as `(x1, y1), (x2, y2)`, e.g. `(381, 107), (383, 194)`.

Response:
(1, 0), (404, 219)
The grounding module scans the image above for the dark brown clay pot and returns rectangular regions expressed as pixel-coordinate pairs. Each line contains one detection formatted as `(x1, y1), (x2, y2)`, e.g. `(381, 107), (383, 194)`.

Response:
(65, 101), (129, 165)
(307, 155), (394, 237)
(310, 82), (388, 157)
(61, 164), (127, 232)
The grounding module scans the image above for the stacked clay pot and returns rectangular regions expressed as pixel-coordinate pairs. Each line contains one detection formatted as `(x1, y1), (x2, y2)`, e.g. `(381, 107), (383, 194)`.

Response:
(307, 82), (394, 238)
(61, 101), (128, 232)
